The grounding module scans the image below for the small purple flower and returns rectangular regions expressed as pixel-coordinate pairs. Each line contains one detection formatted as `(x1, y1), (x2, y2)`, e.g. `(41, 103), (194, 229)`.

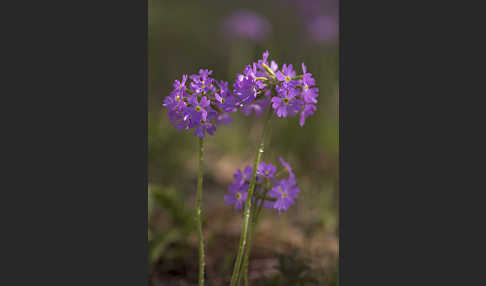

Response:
(257, 162), (277, 179)
(301, 63), (316, 87)
(173, 113), (189, 131)
(194, 120), (216, 138)
(172, 74), (188, 94)
(301, 86), (319, 104)
(187, 95), (211, 122)
(163, 92), (180, 112)
(230, 166), (252, 190)
(268, 177), (299, 214)
(299, 103), (317, 127)
(225, 166), (254, 210)
(224, 187), (248, 211)
(275, 64), (298, 87)
(190, 69), (216, 94)
(272, 87), (303, 118)
(164, 76), (189, 111)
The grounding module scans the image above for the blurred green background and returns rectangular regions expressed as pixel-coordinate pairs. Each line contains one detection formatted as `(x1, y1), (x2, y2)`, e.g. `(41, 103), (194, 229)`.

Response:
(149, 0), (338, 285)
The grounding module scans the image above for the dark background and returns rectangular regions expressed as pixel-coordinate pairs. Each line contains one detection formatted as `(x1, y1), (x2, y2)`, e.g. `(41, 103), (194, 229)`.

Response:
(149, 0), (339, 285)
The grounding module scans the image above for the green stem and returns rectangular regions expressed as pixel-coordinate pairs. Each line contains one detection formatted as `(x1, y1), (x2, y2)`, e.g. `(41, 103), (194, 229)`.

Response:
(196, 137), (205, 286)
(254, 194), (277, 202)
(237, 198), (258, 286)
(229, 110), (272, 286)
(254, 76), (268, 81)
(238, 181), (271, 286)
(236, 205), (258, 286)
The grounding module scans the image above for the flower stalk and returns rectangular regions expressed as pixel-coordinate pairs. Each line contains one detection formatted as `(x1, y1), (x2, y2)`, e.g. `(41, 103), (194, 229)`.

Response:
(196, 137), (205, 286)
(229, 109), (272, 286)
(237, 180), (271, 286)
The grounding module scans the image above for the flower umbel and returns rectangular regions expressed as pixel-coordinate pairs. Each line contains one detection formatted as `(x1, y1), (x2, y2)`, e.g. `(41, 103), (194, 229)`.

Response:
(163, 70), (236, 138)
(224, 158), (299, 214)
(233, 51), (319, 125)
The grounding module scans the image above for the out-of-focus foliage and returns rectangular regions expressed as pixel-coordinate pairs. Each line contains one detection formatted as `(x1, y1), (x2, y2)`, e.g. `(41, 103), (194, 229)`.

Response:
(148, 185), (194, 264)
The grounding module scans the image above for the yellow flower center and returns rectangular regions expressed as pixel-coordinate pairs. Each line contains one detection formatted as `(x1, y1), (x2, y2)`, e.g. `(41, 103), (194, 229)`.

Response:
(281, 192), (287, 198)
(236, 192), (242, 199)
(304, 85), (309, 92)
(201, 85), (206, 89)
(264, 170), (269, 175)
(285, 76), (291, 82)
(176, 95), (180, 102)
(283, 98), (290, 105)
(195, 105), (202, 112)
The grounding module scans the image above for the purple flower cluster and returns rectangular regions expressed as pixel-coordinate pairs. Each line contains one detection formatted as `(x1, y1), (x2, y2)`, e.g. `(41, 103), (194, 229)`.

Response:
(224, 157), (299, 214)
(163, 51), (318, 135)
(233, 51), (318, 126)
(162, 69), (236, 138)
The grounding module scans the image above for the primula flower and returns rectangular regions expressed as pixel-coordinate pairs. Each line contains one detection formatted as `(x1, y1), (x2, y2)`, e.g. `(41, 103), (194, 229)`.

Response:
(301, 63), (316, 87)
(230, 166), (252, 191)
(299, 103), (317, 127)
(188, 95), (211, 122)
(257, 162), (277, 179)
(190, 69), (216, 94)
(268, 177), (300, 214)
(301, 85), (319, 104)
(275, 64), (298, 88)
(172, 74), (188, 95)
(163, 93), (181, 113)
(272, 86), (303, 118)
(195, 120), (216, 138)
(224, 187), (248, 211)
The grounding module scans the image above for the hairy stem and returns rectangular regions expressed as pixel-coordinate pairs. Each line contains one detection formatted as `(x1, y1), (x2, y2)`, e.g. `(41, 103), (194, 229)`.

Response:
(229, 110), (272, 286)
(196, 137), (205, 286)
